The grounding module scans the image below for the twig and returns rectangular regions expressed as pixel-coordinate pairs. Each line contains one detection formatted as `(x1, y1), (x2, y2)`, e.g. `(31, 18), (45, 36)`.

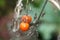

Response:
(36, 0), (48, 22)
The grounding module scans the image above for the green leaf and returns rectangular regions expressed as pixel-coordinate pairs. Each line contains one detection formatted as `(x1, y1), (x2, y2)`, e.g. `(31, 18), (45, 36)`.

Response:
(32, 0), (44, 7)
(0, 0), (5, 7)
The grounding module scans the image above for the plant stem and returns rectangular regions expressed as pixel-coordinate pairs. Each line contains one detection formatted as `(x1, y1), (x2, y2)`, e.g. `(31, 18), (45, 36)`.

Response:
(37, 0), (48, 21)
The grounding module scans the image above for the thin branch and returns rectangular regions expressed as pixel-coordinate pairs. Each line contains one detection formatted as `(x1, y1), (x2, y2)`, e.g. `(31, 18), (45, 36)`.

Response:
(36, 0), (48, 22)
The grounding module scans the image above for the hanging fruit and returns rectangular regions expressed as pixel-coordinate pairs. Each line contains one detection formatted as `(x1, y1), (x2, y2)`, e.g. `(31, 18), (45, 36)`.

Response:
(21, 15), (32, 23)
(19, 22), (29, 32)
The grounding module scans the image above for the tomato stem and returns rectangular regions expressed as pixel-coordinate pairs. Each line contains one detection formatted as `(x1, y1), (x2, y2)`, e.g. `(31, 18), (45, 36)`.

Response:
(37, 0), (48, 22)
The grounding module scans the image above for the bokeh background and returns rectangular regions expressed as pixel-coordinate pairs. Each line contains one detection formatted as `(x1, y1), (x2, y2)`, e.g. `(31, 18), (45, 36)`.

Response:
(0, 0), (60, 40)
(0, 0), (17, 40)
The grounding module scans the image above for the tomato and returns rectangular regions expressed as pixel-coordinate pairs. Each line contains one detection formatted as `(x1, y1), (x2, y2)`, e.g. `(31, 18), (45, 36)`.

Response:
(21, 15), (32, 23)
(19, 22), (29, 32)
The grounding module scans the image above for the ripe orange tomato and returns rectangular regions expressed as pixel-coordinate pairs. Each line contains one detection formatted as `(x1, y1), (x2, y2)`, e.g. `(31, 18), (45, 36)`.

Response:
(21, 15), (32, 23)
(19, 22), (29, 32)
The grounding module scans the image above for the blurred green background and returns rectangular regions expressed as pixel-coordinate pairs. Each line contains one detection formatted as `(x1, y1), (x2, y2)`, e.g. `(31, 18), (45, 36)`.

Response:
(0, 0), (60, 40)
(0, 0), (17, 18)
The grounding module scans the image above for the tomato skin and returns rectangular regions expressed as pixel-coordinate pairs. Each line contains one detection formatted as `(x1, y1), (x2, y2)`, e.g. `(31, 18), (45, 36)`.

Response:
(28, 16), (32, 23)
(21, 15), (32, 23)
(20, 22), (29, 32)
